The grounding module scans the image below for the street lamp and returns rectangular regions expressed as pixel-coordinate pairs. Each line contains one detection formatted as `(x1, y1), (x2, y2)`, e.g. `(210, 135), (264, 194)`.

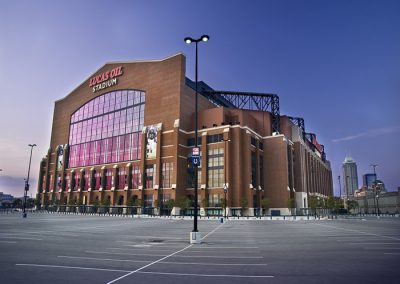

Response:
(337, 175), (342, 212)
(23, 144), (37, 218)
(184, 34), (209, 244)
(221, 138), (231, 219)
(370, 164), (378, 216)
(345, 176), (350, 212)
(376, 192), (380, 216)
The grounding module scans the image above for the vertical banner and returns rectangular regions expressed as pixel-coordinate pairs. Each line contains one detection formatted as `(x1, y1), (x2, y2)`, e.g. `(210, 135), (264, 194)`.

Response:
(146, 125), (157, 159)
(57, 145), (64, 171)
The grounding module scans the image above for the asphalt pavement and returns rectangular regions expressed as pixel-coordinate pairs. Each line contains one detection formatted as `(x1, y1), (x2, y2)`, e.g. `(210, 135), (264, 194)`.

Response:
(0, 213), (399, 284)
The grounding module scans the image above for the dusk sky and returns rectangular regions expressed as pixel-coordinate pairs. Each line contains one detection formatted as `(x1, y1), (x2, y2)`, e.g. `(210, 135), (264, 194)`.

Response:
(0, 0), (399, 197)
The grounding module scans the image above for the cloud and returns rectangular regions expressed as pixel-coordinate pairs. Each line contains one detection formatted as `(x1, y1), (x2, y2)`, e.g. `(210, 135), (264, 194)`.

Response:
(332, 126), (400, 143)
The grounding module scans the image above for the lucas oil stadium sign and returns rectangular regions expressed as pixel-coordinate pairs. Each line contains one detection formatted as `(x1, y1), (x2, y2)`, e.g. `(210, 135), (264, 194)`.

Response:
(89, 66), (123, 93)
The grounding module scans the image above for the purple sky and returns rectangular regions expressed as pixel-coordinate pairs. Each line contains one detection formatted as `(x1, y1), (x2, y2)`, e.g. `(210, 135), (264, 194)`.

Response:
(0, 0), (399, 197)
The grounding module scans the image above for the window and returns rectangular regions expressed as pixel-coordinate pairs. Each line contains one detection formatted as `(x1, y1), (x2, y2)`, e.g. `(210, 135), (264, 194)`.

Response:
(260, 155), (264, 190)
(94, 170), (101, 190)
(145, 165), (156, 189)
(118, 168), (126, 189)
(68, 90), (145, 167)
(74, 173), (80, 191)
(84, 171), (89, 191)
(105, 169), (112, 190)
(65, 173), (70, 191)
(259, 142), (264, 150)
(144, 194), (153, 208)
(187, 137), (202, 146)
(161, 162), (173, 188)
(49, 175), (53, 191)
(251, 136), (257, 146)
(208, 193), (222, 207)
(207, 134), (223, 144)
(251, 151), (256, 186)
(287, 145), (293, 190)
(132, 165), (141, 189)
(207, 148), (224, 188)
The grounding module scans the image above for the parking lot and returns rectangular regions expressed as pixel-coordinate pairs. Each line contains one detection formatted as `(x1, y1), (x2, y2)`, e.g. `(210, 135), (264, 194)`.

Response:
(0, 213), (399, 284)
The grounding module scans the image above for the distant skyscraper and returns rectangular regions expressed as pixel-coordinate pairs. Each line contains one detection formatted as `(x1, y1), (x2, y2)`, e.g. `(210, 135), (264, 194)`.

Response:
(363, 173), (377, 191)
(342, 156), (358, 197)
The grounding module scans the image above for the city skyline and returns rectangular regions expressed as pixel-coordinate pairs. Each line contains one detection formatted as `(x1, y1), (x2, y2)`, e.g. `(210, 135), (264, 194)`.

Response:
(0, 0), (399, 196)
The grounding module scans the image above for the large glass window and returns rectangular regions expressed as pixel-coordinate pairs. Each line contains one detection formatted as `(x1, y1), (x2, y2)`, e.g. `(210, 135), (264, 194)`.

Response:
(132, 165), (141, 189)
(161, 162), (173, 188)
(145, 164), (156, 189)
(207, 148), (224, 188)
(118, 168), (126, 189)
(208, 193), (222, 207)
(68, 90), (145, 167)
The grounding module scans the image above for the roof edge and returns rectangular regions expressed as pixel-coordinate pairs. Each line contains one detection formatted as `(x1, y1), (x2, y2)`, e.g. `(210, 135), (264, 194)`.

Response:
(55, 53), (185, 103)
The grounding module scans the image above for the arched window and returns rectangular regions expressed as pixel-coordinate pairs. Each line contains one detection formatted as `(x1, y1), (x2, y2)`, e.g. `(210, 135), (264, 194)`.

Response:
(68, 90), (145, 167)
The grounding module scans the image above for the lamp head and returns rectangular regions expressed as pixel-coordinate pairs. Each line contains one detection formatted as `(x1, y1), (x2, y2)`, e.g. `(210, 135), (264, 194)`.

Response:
(201, 35), (210, 42)
(184, 37), (193, 44)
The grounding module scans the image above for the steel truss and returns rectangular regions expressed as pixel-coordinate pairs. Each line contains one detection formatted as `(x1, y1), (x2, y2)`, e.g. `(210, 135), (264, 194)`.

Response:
(203, 90), (280, 133)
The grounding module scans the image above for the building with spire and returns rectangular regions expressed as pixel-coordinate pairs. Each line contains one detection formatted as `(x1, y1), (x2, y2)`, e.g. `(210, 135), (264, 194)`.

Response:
(342, 156), (358, 197)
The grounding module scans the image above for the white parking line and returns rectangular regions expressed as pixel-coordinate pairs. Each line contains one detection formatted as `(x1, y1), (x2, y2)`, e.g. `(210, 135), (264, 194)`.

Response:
(349, 242), (400, 245)
(367, 247), (400, 250)
(189, 246), (259, 249)
(159, 261), (268, 266)
(384, 252), (400, 255)
(57, 256), (267, 266)
(58, 256), (150, 263)
(314, 223), (400, 241)
(0, 240), (17, 244)
(106, 247), (175, 252)
(0, 236), (42, 240)
(16, 263), (130, 273)
(85, 251), (167, 257)
(106, 222), (227, 284)
(137, 271), (273, 278)
(172, 255), (263, 259)
(106, 244), (194, 284)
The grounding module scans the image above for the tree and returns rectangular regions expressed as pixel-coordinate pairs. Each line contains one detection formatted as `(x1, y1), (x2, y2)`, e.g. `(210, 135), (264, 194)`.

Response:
(261, 198), (270, 215)
(178, 196), (191, 215)
(12, 198), (23, 208)
(154, 199), (160, 210)
(308, 196), (318, 215)
(221, 198), (227, 209)
(166, 199), (176, 215)
(240, 199), (248, 216)
(133, 199), (143, 214)
(201, 197), (209, 208)
(287, 197), (296, 215)
(92, 198), (99, 213)
(326, 196), (335, 213)
(34, 198), (41, 209)
(347, 200), (358, 213)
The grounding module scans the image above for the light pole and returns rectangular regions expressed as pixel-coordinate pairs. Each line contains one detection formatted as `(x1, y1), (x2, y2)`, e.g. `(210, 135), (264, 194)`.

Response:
(338, 175), (342, 211)
(376, 191), (380, 216)
(370, 164), (378, 215)
(222, 138), (231, 219)
(345, 176), (350, 212)
(184, 34), (209, 244)
(23, 144), (37, 218)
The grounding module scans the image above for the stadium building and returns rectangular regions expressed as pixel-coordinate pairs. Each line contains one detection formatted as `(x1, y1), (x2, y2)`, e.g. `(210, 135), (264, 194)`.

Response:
(36, 54), (333, 216)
